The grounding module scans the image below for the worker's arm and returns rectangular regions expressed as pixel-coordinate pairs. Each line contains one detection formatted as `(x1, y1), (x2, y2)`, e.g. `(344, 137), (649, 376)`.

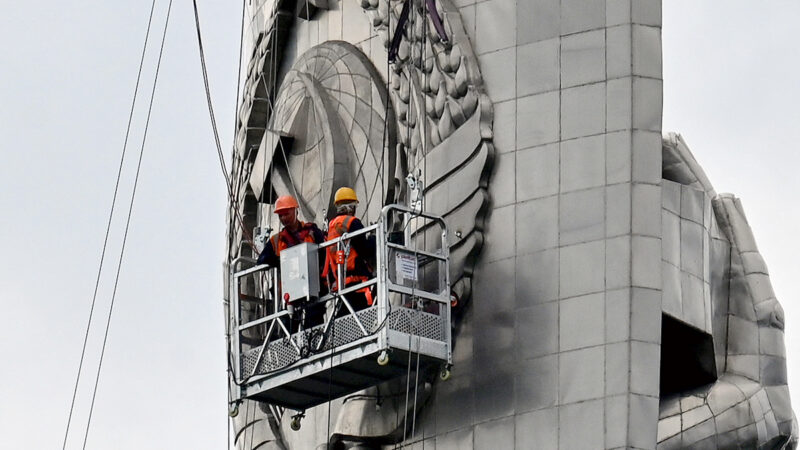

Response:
(348, 219), (376, 266)
(310, 223), (325, 244)
(257, 238), (280, 266)
(310, 223), (327, 270)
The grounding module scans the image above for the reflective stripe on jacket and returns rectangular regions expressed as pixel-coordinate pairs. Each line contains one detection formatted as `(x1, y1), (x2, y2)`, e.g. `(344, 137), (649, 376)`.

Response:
(322, 215), (370, 288)
(270, 222), (319, 255)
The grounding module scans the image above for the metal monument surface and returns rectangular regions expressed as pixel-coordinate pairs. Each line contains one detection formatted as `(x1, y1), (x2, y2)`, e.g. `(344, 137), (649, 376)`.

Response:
(223, 0), (797, 448)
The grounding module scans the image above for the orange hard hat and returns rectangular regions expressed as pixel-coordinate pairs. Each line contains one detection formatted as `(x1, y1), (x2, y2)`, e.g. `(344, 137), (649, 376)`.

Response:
(274, 195), (299, 214)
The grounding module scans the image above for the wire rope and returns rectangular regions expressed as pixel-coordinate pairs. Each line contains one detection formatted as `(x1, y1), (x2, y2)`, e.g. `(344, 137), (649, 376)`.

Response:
(400, 330), (414, 447)
(80, 2), (173, 448)
(412, 5), (429, 445)
(192, 0), (255, 250)
(258, 0), (281, 390)
(60, 1), (158, 449)
(227, 1), (247, 448)
(410, 334), (422, 443)
(248, 398), (256, 450)
(325, 298), (336, 447)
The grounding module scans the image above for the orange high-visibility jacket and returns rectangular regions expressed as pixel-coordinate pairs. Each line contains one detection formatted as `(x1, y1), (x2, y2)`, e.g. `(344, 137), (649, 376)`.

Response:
(322, 215), (372, 288)
(257, 222), (323, 266)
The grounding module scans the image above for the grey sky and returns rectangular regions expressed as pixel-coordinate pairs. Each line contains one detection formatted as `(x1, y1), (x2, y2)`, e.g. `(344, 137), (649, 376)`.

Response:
(662, 0), (800, 418)
(1, 1), (237, 448)
(0, 1), (797, 449)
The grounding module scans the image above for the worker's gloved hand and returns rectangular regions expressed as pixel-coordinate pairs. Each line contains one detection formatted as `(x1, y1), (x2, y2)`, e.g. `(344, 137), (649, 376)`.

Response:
(254, 232), (269, 254)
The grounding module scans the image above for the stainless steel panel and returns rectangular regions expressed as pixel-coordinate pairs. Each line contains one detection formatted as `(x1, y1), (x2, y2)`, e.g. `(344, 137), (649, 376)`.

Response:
(477, 49), (515, 103)
(474, 416), (514, 449)
(559, 346), (604, 404)
(632, 184), (662, 237)
(559, 188), (605, 246)
(516, 408), (557, 448)
(605, 342), (630, 396)
(605, 236), (631, 290)
(515, 249), (559, 308)
(631, 236), (661, 289)
(680, 185), (704, 225)
(516, 0), (559, 44)
(605, 395), (629, 448)
(561, 30), (605, 88)
(629, 394), (659, 449)
(560, 135), (605, 193)
(516, 196), (558, 255)
(559, 240), (605, 298)
(473, 0), (515, 54)
(517, 39), (560, 97)
(605, 288), (631, 343)
(559, 293), (604, 351)
(434, 374), (474, 435)
(630, 341), (660, 397)
(480, 205), (515, 262)
(632, 26), (662, 79)
(607, 78), (632, 133)
(516, 143), (559, 201)
(516, 91), (559, 148)
(605, 183), (632, 237)
(561, 82), (605, 140)
(473, 353), (515, 423)
(515, 355), (558, 413)
(662, 209), (680, 266)
(630, 287), (662, 344)
(560, 0), (604, 34)
(659, 263), (681, 318)
(559, 399), (604, 449)
(435, 427), (473, 450)
(679, 219), (704, 278)
(631, 77), (662, 132)
(514, 303), (557, 360)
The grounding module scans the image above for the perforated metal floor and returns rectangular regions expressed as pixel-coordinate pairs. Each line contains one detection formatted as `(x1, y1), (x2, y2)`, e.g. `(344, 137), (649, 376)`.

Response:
(239, 305), (448, 410)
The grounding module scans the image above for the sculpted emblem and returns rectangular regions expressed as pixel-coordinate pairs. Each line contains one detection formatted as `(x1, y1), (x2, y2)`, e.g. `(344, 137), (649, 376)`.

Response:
(225, 1), (797, 448)
(227, 0), (493, 446)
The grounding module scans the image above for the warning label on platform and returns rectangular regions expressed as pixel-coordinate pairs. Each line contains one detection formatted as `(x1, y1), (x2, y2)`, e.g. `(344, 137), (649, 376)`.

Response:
(396, 252), (418, 283)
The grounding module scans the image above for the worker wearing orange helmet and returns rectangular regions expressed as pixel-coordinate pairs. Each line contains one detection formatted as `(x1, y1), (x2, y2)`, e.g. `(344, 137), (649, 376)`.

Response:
(257, 195), (326, 330)
(256, 195), (325, 267)
(322, 187), (376, 313)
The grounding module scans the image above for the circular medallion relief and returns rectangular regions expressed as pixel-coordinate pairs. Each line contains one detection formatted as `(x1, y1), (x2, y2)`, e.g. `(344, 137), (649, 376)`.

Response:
(263, 40), (397, 224)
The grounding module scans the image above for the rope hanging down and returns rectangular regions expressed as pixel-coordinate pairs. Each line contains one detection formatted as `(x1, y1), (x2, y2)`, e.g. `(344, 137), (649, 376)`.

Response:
(61, 1), (158, 448)
(226, 1), (247, 448)
(80, 2), (174, 449)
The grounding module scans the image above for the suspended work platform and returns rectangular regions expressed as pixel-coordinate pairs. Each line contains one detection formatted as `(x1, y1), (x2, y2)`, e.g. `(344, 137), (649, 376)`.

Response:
(229, 205), (453, 413)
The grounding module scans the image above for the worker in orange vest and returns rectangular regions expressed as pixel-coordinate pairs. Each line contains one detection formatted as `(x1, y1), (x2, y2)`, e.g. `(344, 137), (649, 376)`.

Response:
(322, 187), (376, 314)
(257, 195), (325, 266)
(257, 195), (326, 328)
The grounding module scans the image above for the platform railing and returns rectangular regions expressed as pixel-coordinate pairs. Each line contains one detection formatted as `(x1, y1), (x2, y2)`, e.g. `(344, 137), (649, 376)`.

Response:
(229, 204), (452, 403)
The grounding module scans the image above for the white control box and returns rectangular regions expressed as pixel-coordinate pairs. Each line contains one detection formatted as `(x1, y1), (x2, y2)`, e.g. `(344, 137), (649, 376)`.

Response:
(279, 243), (320, 302)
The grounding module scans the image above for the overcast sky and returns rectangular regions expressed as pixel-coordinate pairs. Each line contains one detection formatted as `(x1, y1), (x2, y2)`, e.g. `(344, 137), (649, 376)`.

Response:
(0, 1), (797, 449)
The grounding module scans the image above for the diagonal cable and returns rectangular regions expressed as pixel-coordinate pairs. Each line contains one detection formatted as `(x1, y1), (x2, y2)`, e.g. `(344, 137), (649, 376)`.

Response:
(80, 2), (173, 448)
(61, 1), (158, 448)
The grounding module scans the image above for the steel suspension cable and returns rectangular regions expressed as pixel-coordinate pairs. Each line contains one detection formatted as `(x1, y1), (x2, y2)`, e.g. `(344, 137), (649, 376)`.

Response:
(80, 2), (173, 448)
(192, 0), (255, 249)
(227, 2), (247, 448)
(61, 1), (158, 448)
